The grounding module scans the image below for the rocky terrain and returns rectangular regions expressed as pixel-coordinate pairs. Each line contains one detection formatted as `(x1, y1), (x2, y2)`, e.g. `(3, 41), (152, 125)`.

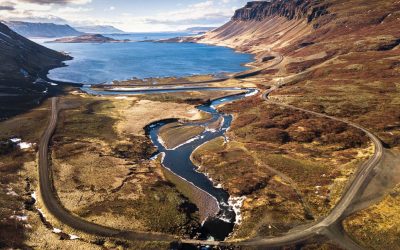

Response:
(0, 22), (71, 119)
(49, 34), (129, 43)
(5, 21), (82, 38)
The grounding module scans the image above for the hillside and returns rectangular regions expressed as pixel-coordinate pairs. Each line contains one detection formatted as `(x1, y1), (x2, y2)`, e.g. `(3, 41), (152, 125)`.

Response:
(0, 22), (71, 119)
(198, 0), (400, 147)
(197, 0), (400, 246)
(5, 21), (82, 38)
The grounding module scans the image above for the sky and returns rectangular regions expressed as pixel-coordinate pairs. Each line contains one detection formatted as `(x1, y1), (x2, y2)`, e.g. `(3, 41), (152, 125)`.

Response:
(0, 0), (251, 32)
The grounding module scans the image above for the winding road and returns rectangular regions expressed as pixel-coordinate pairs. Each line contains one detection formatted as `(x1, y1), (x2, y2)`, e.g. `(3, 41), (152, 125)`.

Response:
(38, 98), (176, 242)
(37, 54), (382, 249)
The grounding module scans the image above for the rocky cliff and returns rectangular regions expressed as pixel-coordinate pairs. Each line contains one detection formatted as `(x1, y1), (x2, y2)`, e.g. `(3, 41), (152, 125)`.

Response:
(5, 21), (82, 38)
(232, 0), (328, 23)
(199, 0), (400, 60)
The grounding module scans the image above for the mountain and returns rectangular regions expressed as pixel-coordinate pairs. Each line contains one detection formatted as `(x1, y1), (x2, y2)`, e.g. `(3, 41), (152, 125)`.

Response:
(196, 1), (400, 245)
(74, 25), (124, 34)
(49, 34), (130, 43)
(4, 21), (82, 38)
(185, 26), (217, 34)
(0, 22), (71, 119)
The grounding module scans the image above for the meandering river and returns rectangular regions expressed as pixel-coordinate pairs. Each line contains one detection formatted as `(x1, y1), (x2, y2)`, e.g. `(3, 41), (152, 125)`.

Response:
(82, 86), (258, 240)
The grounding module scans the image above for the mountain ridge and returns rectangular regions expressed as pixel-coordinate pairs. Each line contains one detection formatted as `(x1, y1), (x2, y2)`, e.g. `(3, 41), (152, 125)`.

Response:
(0, 21), (71, 119)
(4, 21), (82, 38)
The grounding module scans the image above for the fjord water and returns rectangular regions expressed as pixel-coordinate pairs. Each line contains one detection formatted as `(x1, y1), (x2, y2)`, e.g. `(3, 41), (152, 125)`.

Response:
(38, 33), (253, 84)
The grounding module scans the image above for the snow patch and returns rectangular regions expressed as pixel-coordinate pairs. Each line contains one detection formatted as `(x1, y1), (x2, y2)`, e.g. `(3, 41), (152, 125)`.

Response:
(31, 192), (37, 201)
(37, 209), (46, 218)
(10, 138), (21, 143)
(245, 89), (259, 97)
(115, 96), (128, 99)
(18, 142), (33, 149)
(0, 31), (11, 39)
(53, 228), (62, 233)
(11, 215), (28, 221)
(228, 196), (247, 225)
(69, 234), (80, 240)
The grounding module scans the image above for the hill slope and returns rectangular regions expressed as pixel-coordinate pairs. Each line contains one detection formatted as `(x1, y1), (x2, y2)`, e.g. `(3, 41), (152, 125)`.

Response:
(0, 22), (71, 119)
(198, 0), (400, 246)
(5, 21), (82, 38)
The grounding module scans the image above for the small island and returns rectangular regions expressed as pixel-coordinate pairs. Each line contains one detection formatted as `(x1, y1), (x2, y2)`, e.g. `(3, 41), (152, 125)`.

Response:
(48, 34), (130, 43)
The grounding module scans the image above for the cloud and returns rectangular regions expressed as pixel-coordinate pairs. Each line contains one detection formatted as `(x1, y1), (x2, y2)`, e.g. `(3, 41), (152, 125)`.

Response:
(0, 5), (15, 10)
(15, 0), (91, 5)
(143, 0), (234, 26)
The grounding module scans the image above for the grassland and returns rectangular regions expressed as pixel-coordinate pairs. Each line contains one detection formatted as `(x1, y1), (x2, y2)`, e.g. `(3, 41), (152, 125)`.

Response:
(192, 97), (372, 239)
(51, 95), (201, 237)
(159, 122), (205, 149)
(343, 184), (400, 249)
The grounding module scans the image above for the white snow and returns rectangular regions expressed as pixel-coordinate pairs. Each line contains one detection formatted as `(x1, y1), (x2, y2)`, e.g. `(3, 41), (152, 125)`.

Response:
(50, 83), (58, 86)
(228, 196), (247, 225)
(0, 31), (11, 39)
(10, 138), (21, 143)
(18, 142), (33, 149)
(169, 134), (204, 150)
(69, 234), (80, 240)
(31, 192), (37, 201)
(11, 215), (28, 221)
(38, 209), (46, 218)
(53, 228), (62, 233)
(245, 89), (259, 97)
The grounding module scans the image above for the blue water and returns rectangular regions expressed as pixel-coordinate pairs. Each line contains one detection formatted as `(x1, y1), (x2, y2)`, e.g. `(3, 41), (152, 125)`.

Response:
(37, 33), (253, 84)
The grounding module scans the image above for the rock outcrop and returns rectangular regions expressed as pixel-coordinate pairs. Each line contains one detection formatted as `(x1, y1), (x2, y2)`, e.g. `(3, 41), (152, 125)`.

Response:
(232, 0), (328, 23)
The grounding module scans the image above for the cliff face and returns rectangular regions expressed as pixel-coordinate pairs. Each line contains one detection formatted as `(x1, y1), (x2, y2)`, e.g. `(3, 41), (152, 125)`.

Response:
(232, 0), (328, 23)
(199, 0), (400, 60)
(5, 21), (82, 38)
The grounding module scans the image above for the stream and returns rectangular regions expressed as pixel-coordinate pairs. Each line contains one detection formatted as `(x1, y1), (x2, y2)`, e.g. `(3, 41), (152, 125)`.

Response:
(82, 86), (258, 241)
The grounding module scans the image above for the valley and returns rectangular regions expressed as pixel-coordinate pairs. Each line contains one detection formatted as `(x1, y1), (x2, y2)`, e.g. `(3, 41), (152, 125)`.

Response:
(0, 0), (399, 249)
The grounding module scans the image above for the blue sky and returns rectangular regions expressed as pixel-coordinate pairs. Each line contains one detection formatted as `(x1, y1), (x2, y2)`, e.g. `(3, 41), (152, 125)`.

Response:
(0, 0), (250, 31)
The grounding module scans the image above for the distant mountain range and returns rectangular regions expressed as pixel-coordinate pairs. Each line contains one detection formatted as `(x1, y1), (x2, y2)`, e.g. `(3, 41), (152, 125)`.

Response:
(185, 27), (217, 34)
(4, 21), (124, 38)
(4, 21), (82, 38)
(74, 25), (124, 34)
